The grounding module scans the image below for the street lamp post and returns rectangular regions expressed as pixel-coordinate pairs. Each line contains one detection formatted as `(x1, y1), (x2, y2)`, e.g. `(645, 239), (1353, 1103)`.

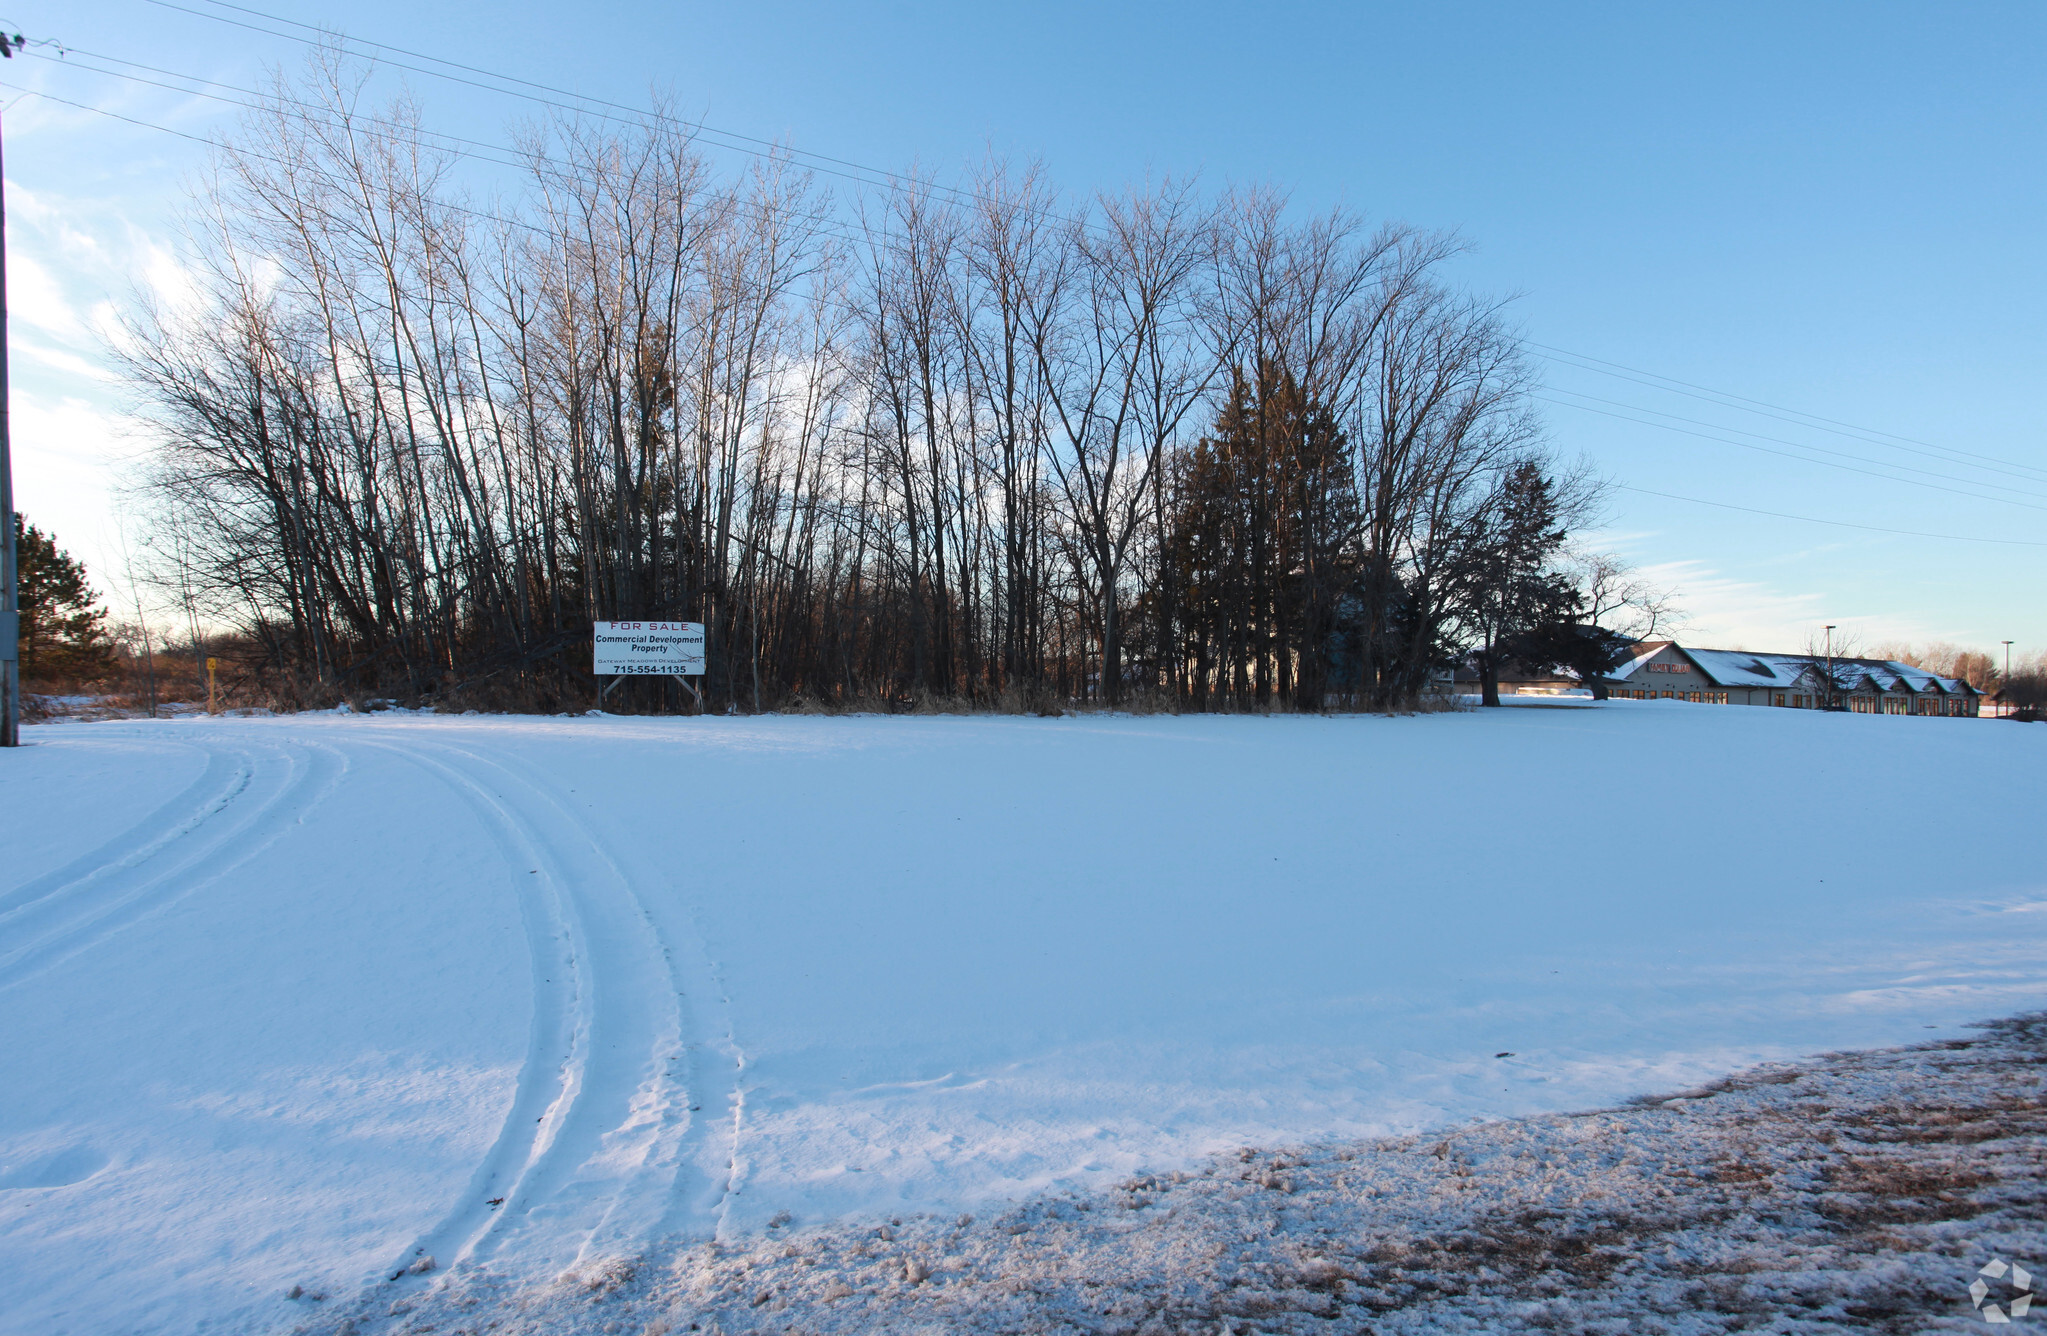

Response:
(1825, 624), (1836, 710)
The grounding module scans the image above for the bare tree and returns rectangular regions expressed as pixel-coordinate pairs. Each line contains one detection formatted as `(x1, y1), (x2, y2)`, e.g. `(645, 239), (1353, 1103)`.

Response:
(1797, 626), (1862, 711)
(113, 56), (1597, 717)
(1575, 550), (1682, 645)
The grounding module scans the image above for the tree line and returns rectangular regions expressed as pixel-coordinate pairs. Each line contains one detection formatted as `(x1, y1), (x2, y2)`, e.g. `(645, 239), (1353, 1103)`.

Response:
(119, 59), (1641, 713)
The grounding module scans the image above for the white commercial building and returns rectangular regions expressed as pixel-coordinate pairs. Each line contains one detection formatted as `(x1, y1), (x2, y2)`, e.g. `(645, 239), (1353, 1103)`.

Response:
(1605, 641), (1982, 716)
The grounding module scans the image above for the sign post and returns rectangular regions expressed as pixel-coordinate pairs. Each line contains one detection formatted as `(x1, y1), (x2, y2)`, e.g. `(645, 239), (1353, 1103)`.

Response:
(206, 656), (218, 714)
(593, 621), (706, 712)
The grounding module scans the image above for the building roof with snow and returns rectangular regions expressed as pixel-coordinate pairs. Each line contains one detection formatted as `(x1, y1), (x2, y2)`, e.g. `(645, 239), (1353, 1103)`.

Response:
(1607, 642), (1979, 697)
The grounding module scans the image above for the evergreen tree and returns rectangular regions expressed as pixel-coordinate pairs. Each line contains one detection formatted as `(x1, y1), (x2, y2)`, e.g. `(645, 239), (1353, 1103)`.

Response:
(14, 515), (116, 683)
(1159, 361), (1358, 709)
(1458, 463), (1577, 707)
(1507, 618), (1635, 699)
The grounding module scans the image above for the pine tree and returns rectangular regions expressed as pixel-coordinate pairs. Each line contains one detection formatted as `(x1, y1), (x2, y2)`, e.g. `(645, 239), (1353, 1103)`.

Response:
(1509, 619), (1635, 699)
(15, 515), (116, 683)
(1459, 464), (1578, 707)
(1159, 362), (1357, 708)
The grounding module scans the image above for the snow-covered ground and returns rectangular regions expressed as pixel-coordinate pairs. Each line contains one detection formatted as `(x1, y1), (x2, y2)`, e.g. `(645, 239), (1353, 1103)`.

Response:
(1, 703), (2041, 1334)
(305, 1014), (2047, 1336)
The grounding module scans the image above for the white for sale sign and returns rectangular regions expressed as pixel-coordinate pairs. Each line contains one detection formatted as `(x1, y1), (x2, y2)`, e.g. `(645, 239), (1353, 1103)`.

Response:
(593, 621), (705, 676)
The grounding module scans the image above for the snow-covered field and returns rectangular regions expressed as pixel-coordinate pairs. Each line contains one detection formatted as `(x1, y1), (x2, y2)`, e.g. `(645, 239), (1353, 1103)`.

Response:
(1, 703), (2041, 1334)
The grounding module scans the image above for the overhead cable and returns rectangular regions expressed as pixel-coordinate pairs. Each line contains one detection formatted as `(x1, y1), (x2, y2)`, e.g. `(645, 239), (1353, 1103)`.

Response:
(1614, 485), (2047, 548)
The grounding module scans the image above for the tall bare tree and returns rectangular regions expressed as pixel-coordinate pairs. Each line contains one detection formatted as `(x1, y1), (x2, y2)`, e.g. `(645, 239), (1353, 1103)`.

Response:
(116, 57), (1601, 717)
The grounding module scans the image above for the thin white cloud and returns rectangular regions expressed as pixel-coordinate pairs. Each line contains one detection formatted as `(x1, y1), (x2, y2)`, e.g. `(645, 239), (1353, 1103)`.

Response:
(1633, 557), (1824, 649)
(8, 251), (90, 343)
(1628, 554), (2005, 656)
(16, 340), (120, 383)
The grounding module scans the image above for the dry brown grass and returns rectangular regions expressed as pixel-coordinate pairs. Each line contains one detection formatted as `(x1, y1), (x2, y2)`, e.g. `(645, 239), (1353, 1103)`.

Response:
(300, 1014), (2047, 1336)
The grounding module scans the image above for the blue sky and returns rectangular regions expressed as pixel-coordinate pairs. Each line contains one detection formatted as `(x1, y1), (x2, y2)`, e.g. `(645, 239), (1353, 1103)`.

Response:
(5, 0), (2042, 655)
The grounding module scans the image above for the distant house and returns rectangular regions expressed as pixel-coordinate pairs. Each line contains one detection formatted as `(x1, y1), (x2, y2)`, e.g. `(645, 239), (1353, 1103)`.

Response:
(1446, 661), (1580, 697)
(1604, 641), (1982, 716)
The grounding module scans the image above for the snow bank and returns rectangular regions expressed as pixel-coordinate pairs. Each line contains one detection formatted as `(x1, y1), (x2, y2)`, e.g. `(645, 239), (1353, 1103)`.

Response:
(0, 704), (2041, 1333)
(303, 1014), (2047, 1335)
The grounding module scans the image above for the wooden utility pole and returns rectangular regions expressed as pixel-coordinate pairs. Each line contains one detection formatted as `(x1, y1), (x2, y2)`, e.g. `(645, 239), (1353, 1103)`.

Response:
(0, 34), (27, 748)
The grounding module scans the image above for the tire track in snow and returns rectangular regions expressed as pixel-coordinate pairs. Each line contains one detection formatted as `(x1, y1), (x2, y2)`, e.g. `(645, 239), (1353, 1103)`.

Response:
(0, 742), (254, 919)
(446, 740), (743, 1263)
(359, 738), (588, 1279)
(370, 735), (739, 1283)
(0, 737), (346, 991)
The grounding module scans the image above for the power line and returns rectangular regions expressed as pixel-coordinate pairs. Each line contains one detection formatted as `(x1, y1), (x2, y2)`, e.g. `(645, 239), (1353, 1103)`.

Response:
(136, 0), (1055, 223)
(1530, 341), (2047, 484)
(1534, 393), (2047, 515)
(0, 84), (1014, 365)
(151, 0), (2047, 502)
(29, 45), (848, 234)
(0, 81), (564, 237)
(115, 0), (2047, 512)
(24, 89), (2047, 558)
(1539, 384), (2047, 506)
(88, 1), (2047, 504)
(27, 48), (536, 172)
(22, 25), (2047, 555)
(26, 78), (2047, 554)
(1614, 484), (2047, 548)
(20, 49), (995, 275)
(2, 73), (888, 269)
(68, 31), (2047, 517)
(1542, 366), (2047, 491)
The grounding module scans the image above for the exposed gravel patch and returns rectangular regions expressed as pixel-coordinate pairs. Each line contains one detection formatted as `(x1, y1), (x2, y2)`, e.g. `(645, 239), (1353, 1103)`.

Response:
(296, 1015), (2047, 1336)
